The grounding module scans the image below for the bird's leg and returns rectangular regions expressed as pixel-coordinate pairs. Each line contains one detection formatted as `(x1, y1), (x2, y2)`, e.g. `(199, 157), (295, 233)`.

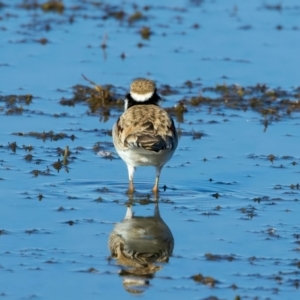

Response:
(124, 206), (133, 220)
(127, 165), (135, 194)
(152, 177), (159, 194)
(154, 201), (160, 217)
(152, 166), (163, 194)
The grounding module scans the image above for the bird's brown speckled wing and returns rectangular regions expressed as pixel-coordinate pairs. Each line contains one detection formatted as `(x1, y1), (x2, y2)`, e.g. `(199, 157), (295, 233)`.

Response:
(115, 105), (177, 152)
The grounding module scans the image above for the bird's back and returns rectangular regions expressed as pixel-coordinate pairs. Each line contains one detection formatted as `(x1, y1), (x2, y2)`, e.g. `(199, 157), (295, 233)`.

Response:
(114, 104), (177, 153)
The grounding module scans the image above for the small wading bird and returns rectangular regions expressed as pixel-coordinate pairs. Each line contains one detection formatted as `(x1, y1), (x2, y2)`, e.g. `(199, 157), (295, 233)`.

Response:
(112, 79), (178, 193)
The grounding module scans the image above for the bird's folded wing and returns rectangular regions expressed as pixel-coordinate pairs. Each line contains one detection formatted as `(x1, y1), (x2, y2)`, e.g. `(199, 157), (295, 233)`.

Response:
(126, 134), (174, 152)
(115, 105), (177, 152)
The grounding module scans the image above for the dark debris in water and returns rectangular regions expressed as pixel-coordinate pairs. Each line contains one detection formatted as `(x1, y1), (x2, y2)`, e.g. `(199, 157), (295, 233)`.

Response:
(24, 229), (51, 235)
(0, 94), (33, 115)
(2, 81), (300, 128)
(8, 142), (17, 153)
(44, 259), (59, 264)
(238, 206), (257, 219)
(265, 227), (280, 238)
(24, 154), (33, 162)
(93, 141), (113, 151)
(247, 153), (300, 165)
(171, 83), (300, 126)
(2, 142), (37, 155)
(124, 193), (155, 206)
(74, 266), (99, 273)
(0, 229), (8, 236)
(93, 141), (115, 160)
(94, 197), (104, 203)
(60, 76), (123, 119)
(80, 267), (99, 274)
(178, 128), (207, 140)
(13, 131), (75, 141)
(212, 193), (220, 199)
(17, 0), (65, 13)
(41, 1), (65, 13)
(31, 168), (51, 177)
(273, 183), (300, 196)
(95, 187), (110, 193)
(253, 196), (280, 204)
(139, 26), (152, 40)
(165, 101), (188, 123)
(205, 253), (236, 262)
(63, 220), (77, 226)
(52, 159), (63, 172)
(56, 206), (75, 211)
(191, 273), (218, 287)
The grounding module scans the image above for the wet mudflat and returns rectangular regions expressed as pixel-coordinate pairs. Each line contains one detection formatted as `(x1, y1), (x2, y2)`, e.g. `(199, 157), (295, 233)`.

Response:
(1, 1), (300, 299)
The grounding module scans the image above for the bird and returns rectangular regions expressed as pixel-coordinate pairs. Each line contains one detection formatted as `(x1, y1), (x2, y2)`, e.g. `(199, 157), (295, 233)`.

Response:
(112, 78), (178, 193)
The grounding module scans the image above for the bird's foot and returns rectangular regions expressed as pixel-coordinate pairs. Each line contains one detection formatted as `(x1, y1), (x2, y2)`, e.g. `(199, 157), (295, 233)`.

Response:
(152, 185), (159, 195)
(126, 188), (135, 195)
(127, 182), (135, 195)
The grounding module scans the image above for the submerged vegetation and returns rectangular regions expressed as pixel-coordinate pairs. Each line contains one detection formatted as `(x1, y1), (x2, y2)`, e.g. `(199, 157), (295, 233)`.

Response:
(59, 75), (123, 121)
(12, 131), (75, 141)
(2, 81), (300, 134)
(0, 94), (33, 115)
(168, 83), (300, 126)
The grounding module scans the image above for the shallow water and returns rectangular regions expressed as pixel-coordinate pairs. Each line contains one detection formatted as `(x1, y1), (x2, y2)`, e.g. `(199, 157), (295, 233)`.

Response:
(1, 1), (300, 299)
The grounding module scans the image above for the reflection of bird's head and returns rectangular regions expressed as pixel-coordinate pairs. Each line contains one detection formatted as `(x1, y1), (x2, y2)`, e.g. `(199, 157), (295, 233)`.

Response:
(130, 79), (156, 102)
(122, 277), (150, 294)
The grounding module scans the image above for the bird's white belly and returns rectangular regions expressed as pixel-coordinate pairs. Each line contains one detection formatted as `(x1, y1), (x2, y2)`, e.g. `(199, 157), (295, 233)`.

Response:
(117, 147), (174, 167)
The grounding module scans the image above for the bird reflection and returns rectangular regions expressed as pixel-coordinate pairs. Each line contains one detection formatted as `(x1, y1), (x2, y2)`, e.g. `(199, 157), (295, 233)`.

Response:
(108, 202), (174, 294)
